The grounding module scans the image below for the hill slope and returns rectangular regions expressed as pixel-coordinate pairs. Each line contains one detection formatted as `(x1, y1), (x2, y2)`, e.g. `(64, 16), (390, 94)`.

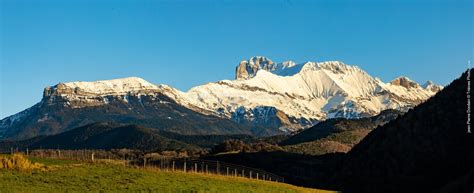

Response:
(2, 122), (197, 151)
(280, 109), (402, 155)
(281, 109), (402, 146)
(0, 155), (334, 193)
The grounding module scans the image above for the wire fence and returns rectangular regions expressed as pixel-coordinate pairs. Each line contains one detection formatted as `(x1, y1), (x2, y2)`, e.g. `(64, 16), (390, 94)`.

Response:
(26, 149), (141, 162)
(138, 157), (285, 183)
(5, 148), (284, 183)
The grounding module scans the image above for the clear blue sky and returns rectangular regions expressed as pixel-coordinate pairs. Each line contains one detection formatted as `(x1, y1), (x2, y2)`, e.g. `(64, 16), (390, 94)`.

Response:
(1, 0), (472, 118)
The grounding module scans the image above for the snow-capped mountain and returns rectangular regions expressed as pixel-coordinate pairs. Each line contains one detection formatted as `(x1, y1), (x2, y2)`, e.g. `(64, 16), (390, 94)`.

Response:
(0, 56), (442, 139)
(43, 77), (187, 109)
(0, 77), (259, 140)
(185, 56), (442, 131)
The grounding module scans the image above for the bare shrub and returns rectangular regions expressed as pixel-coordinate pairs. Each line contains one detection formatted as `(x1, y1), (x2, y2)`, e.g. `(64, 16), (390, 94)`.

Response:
(0, 154), (46, 172)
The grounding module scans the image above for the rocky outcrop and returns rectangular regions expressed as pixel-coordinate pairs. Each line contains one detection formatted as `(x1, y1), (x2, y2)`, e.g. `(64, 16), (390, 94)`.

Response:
(235, 56), (275, 80)
(422, 80), (443, 92)
(389, 76), (420, 89)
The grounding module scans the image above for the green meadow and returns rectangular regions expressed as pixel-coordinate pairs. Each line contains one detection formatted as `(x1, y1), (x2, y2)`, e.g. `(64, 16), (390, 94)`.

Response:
(0, 154), (336, 193)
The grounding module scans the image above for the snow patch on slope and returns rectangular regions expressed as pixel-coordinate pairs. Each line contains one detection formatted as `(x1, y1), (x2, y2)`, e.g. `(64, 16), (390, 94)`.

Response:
(62, 77), (159, 95)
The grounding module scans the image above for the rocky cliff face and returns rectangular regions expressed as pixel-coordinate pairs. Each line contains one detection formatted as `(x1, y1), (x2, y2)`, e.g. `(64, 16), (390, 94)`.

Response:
(389, 76), (420, 89)
(231, 106), (316, 133)
(235, 56), (275, 80)
(41, 77), (170, 108)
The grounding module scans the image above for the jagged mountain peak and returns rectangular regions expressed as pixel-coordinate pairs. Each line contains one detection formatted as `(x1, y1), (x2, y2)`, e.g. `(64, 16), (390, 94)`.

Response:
(391, 76), (412, 82)
(421, 80), (443, 92)
(389, 76), (420, 89)
(248, 56), (273, 65)
(236, 56), (276, 80)
(422, 80), (434, 87)
(299, 61), (364, 74)
(281, 60), (296, 68)
(236, 56), (357, 80)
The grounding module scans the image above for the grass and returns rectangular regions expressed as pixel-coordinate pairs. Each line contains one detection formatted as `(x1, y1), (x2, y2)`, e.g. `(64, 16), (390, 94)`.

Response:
(0, 155), (336, 193)
(28, 156), (79, 166)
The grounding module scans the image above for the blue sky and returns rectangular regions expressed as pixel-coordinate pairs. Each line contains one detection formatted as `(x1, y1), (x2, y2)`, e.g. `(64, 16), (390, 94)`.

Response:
(1, 0), (472, 118)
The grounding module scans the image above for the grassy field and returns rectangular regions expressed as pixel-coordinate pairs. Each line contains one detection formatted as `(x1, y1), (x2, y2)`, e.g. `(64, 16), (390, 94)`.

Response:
(0, 155), (336, 193)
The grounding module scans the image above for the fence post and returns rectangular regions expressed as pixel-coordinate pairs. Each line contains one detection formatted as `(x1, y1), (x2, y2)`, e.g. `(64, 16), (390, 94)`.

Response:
(250, 171), (252, 179)
(242, 169), (244, 177)
(226, 167), (229, 176)
(26, 148), (29, 156)
(172, 161), (175, 171)
(194, 163), (197, 173)
(143, 157), (147, 168)
(256, 173), (259, 180)
(234, 169), (237, 177)
(10, 147), (13, 155)
(206, 164), (208, 174)
(91, 152), (95, 162)
(216, 161), (220, 175)
(184, 161), (187, 172)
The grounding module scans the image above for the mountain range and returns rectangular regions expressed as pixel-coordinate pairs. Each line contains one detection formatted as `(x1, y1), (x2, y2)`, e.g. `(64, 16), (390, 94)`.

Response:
(0, 56), (442, 140)
(203, 69), (473, 193)
(14, 122), (196, 151)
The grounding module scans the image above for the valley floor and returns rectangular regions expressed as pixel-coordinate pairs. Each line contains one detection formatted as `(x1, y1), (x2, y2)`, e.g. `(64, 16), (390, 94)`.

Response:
(0, 155), (335, 193)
